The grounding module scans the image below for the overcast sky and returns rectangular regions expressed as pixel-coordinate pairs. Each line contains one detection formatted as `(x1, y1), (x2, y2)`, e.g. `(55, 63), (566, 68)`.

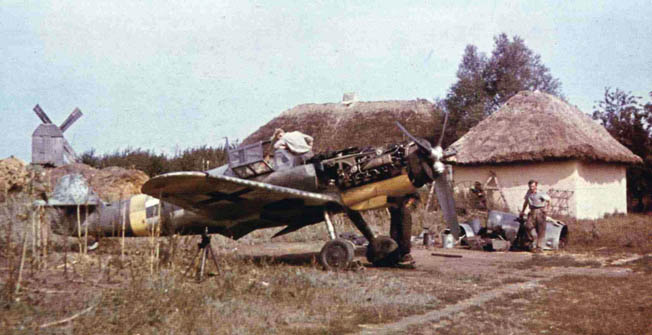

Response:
(2, 0), (651, 162)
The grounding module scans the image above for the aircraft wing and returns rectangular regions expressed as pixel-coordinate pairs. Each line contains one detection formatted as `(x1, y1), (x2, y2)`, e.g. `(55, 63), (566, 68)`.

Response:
(141, 172), (340, 235)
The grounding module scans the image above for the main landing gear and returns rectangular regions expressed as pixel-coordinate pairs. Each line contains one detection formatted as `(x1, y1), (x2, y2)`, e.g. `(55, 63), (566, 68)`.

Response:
(317, 210), (401, 270)
(318, 211), (355, 270)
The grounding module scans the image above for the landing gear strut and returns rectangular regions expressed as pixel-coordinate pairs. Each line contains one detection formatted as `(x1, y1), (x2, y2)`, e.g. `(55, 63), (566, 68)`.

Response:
(318, 211), (355, 270)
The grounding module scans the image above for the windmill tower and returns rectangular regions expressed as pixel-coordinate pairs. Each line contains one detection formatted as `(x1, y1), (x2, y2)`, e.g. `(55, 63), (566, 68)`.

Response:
(31, 104), (83, 167)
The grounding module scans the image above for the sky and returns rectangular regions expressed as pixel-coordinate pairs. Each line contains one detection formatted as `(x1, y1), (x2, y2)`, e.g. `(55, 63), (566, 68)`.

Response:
(2, 0), (651, 162)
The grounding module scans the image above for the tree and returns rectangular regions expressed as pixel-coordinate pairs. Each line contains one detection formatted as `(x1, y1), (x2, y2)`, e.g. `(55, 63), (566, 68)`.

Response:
(443, 33), (562, 142)
(443, 45), (489, 142)
(592, 88), (652, 211)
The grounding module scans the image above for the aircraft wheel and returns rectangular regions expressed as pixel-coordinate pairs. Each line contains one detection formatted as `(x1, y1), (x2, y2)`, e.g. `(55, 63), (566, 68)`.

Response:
(366, 235), (400, 267)
(319, 238), (354, 270)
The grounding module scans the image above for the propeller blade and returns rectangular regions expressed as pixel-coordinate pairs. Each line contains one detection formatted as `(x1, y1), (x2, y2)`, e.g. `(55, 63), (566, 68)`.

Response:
(437, 112), (449, 147)
(433, 172), (460, 240)
(395, 121), (432, 153)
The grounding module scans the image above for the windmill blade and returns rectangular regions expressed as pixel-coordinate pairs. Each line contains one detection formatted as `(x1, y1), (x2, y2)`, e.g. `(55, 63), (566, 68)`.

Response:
(395, 121), (432, 153)
(33, 104), (53, 124)
(433, 172), (460, 240)
(60, 108), (83, 133)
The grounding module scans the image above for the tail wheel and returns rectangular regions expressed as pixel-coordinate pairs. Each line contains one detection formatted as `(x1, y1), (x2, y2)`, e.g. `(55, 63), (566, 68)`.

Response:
(319, 238), (355, 270)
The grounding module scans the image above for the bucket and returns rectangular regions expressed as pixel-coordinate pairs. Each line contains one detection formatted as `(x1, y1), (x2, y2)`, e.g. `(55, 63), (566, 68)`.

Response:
(440, 229), (455, 249)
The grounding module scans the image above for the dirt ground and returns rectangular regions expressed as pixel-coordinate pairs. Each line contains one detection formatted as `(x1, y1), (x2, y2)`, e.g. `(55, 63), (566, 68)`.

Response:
(1, 234), (650, 334)
(230, 240), (650, 334)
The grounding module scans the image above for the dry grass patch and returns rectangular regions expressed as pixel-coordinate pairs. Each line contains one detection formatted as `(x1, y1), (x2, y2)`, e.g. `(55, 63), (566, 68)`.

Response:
(1, 243), (491, 335)
(565, 214), (651, 255)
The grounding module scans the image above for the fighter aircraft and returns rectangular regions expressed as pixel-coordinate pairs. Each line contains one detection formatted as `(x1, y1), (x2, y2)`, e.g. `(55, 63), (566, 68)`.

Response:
(44, 122), (460, 269)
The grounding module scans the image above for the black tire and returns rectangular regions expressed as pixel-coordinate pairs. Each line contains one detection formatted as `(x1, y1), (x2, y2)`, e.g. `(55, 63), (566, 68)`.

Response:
(319, 238), (354, 270)
(366, 236), (400, 267)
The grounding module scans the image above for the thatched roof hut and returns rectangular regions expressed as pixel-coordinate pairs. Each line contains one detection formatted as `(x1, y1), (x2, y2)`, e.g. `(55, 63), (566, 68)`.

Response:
(243, 98), (440, 153)
(449, 91), (641, 220)
(448, 91), (641, 165)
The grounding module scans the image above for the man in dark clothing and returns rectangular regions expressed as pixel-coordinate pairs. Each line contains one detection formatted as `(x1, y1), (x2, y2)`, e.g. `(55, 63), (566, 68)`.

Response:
(389, 194), (419, 266)
(346, 193), (419, 268)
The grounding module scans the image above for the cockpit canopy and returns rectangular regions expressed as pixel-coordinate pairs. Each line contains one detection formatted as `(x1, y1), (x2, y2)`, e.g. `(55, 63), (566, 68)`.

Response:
(227, 141), (274, 179)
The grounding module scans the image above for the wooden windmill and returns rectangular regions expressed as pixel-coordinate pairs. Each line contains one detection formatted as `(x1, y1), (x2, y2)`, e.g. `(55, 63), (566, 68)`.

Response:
(31, 104), (83, 167)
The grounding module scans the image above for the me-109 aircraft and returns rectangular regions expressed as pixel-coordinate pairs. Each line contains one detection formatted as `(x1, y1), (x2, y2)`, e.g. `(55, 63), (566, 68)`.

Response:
(45, 122), (460, 269)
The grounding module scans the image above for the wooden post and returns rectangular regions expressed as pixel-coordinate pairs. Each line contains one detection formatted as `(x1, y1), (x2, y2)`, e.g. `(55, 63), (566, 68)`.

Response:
(76, 205), (82, 258)
(83, 204), (88, 255)
(120, 192), (126, 264)
(35, 206), (41, 269)
(31, 205), (37, 272)
(149, 217), (154, 276)
(16, 218), (28, 295)
(155, 196), (162, 271)
(40, 206), (47, 269)
(425, 182), (436, 212)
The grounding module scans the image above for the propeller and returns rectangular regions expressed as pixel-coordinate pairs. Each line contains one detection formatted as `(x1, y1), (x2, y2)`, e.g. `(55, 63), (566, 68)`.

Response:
(395, 116), (460, 239)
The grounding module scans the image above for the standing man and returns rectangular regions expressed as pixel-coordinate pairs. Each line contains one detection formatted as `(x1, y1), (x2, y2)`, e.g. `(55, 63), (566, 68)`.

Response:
(388, 194), (419, 266)
(520, 180), (551, 252)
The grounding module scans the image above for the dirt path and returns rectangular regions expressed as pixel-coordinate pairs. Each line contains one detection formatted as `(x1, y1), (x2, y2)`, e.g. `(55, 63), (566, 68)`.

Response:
(356, 256), (632, 335)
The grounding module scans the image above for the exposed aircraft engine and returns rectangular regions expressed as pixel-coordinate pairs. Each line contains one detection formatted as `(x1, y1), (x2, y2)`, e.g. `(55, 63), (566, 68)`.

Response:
(314, 144), (410, 189)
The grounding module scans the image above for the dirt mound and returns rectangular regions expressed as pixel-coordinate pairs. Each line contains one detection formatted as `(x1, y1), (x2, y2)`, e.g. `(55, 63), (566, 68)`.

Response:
(92, 166), (149, 201)
(49, 164), (149, 202)
(0, 157), (30, 202)
(0, 159), (148, 203)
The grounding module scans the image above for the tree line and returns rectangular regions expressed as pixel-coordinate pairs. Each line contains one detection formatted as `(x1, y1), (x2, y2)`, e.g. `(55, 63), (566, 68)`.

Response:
(80, 145), (232, 177)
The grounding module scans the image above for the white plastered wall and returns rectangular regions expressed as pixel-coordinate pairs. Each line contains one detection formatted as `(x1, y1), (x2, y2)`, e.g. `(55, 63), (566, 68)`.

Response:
(575, 162), (627, 219)
(452, 160), (629, 219)
(452, 161), (579, 217)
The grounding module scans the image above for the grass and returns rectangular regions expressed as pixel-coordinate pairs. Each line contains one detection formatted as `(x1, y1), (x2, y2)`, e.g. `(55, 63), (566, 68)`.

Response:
(564, 213), (652, 255)
(0, 250), (479, 334)
(0, 208), (482, 335)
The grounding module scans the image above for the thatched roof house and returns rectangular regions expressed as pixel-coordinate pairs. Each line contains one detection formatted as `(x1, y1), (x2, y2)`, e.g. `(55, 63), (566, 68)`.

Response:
(243, 97), (439, 153)
(449, 91), (641, 219)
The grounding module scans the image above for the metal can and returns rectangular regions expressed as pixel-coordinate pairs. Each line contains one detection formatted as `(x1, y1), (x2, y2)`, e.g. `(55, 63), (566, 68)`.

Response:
(441, 229), (455, 249)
